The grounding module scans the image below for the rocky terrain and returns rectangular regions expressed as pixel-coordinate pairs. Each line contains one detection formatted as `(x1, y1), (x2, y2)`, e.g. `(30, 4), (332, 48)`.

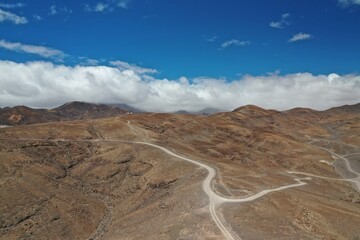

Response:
(0, 103), (359, 239)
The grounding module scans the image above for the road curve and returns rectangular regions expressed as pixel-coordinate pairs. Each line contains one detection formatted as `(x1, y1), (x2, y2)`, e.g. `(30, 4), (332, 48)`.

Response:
(126, 122), (311, 240)
(291, 139), (360, 192)
(128, 141), (311, 240)
(131, 141), (235, 239)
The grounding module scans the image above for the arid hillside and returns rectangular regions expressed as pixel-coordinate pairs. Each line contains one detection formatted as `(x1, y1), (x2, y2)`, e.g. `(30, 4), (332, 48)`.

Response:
(0, 104), (359, 240)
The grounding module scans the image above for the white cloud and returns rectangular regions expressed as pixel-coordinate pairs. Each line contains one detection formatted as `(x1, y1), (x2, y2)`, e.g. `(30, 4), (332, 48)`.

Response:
(269, 22), (282, 29)
(49, 5), (57, 15)
(338, 0), (360, 7)
(0, 2), (25, 8)
(49, 5), (72, 16)
(0, 60), (359, 112)
(206, 36), (218, 42)
(220, 39), (251, 49)
(110, 60), (158, 74)
(270, 13), (290, 29)
(84, 4), (92, 12)
(328, 73), (340, 83)
(282, 13), (290, 18)
(117, 0), (131, 9)
(288, 32), (313, 42)
(79, 58), (101, 66)
(33, 14), (42, 21)
(95, 2), (109, 12)
(0, 8), (27, 24)
(0, 40), (66, 60)
(85, 0), (131, 12)
(85, 2), (110, 12)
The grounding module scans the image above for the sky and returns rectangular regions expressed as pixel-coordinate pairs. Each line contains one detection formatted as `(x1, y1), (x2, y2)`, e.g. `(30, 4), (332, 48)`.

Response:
(0, 0), (360, 112)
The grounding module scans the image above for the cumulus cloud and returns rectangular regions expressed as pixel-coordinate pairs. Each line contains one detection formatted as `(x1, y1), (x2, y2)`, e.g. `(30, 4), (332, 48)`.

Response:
(269, 13), (290, 29)
(0, 8), (27, 24)
(220, 39), (251, 49)
(0, 60), (359, 112)
(0, 2), (25, 8)
(0, 39), (66, 60)
(288, 32), (313, 42)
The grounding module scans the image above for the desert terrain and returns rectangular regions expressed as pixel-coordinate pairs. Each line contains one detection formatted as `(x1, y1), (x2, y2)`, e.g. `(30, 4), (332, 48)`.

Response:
(0, 103), (359, 240)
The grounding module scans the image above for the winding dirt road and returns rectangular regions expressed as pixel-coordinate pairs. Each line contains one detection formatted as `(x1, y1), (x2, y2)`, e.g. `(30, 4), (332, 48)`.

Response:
(126, 122), (360, 239)
(126, 122), (313, 240)
(2, 123), (359, 240)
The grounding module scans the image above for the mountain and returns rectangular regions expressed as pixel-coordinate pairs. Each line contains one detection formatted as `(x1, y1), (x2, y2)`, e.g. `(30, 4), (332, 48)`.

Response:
(0, 101), (128, 125)
(196, 107), (224, 115)
(53, 101), (127, 119)
(174, 107), (224, 115)
(174, 110), (191, 114)
(107, 103), (144, 113)
(326, 103), (360, 114)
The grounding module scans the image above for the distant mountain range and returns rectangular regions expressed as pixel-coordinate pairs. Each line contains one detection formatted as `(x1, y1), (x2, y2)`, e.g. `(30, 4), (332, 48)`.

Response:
(174, 108), (225, 115)
(107, 103), (144, 113)
(0, 101), (359, 125)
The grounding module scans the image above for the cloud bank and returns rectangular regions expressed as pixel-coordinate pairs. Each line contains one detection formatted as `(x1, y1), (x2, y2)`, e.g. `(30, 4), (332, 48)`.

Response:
(0, 60), (359, 112)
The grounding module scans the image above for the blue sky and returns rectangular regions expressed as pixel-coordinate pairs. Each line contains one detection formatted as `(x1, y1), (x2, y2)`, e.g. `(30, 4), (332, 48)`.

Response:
(1, 0), (360, 79)
(0, 0), (360, 111)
